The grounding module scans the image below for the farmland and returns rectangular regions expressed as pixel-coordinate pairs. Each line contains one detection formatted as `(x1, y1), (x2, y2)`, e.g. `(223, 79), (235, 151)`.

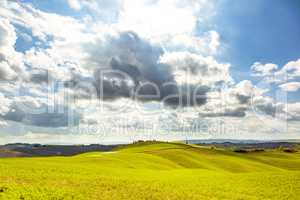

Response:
(0, 141), (299, 200)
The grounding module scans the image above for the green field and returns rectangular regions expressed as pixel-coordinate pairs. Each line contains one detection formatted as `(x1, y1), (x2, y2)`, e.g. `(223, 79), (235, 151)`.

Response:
(0, 142), (300, 200)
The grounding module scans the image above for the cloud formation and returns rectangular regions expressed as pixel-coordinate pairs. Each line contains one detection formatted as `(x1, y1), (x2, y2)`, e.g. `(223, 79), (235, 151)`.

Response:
(0, 0), (299, 142)
(2, 96), (81, 128)
(251, 62), (278, 77)
(79, 31), (212, 107)
(0, 18), (25, 81)
(279, 82), (300, 92)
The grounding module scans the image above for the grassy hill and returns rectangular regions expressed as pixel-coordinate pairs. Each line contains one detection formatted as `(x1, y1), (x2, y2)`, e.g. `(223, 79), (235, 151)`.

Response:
(0, 141), (299, 199)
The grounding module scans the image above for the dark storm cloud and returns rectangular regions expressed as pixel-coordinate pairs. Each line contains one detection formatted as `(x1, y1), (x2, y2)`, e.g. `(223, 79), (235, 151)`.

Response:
(199, 107), (247, 118)
(29, 68), (51, 83)
(236, 94), (251, 104)
(162, 84), (209, 107)
(93, 68), (134, 100)
(79, 31), (210, 107)
(3, 102), (81, 127)
(254, 102), (277, 117)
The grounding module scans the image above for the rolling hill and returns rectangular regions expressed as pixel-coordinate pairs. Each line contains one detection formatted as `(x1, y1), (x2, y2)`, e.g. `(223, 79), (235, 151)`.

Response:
(0, 141), (299, 199)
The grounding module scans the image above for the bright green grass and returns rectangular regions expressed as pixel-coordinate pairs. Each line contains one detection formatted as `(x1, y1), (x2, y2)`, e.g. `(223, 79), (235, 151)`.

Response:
(0, 142), (300, 200)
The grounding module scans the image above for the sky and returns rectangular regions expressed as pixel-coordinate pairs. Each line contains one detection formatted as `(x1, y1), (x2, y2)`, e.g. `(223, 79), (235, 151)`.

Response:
(0, 0), (300, 144)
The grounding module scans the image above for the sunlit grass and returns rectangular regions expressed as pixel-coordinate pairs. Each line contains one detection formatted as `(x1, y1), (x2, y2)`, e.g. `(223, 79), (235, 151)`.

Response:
(0, 142), (299, 199)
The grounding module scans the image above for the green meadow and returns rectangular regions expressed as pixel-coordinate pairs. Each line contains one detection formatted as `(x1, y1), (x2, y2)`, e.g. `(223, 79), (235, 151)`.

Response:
(0, 142), (300, 200)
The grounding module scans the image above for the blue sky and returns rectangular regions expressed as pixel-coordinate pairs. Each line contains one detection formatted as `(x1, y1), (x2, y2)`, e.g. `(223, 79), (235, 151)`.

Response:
(213, 0), (300, 103)
(0, 0), (300, 143)
(21, 0), (76, 16)
(213, 0), (300, 70)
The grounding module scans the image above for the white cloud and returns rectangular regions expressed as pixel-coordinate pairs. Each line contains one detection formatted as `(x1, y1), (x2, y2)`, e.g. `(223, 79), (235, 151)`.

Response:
(279, 82), (300, 92)
(251, 62), (278, 77)
(0, 82), (18, 95)
(233, 80), (265, 98)
(0, 93), (11, 115)
(24, 48), (82, 82)
(159, 51), (232, 86)
(276, 59), (300, 79)
(196, 80), (274, 119)
(0, 120), (8, 128)
(285, 103), (300, 121)
(67, 0), (82, 10)
(0, 61), (17, 80)
(0, 2), (86, 42)
(160, 31), (220, 55)
(0, 18), (16, 53)
(0, 18), (25, 80)
(250, 59), (300, 89)
(116, 0), (215, 40)
(118, 0), (196, 38)
(67, 0), (121, 23)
